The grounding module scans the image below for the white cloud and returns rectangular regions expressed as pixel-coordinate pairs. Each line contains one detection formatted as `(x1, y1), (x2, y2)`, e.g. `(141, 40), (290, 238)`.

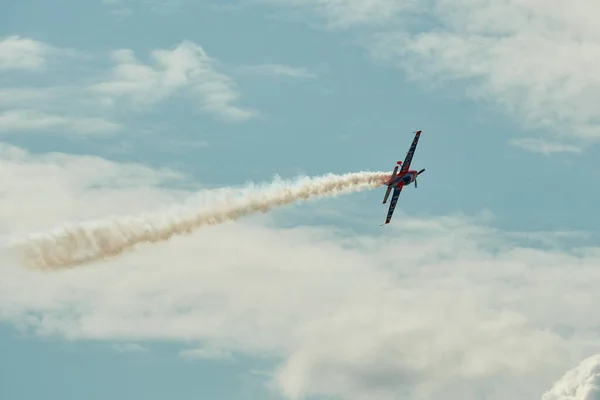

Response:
(0, 38), (257, 135)
(0, 86), (122, 136)
(0, 35), (54, 71)
(262, 0), (600, 146)
(0, 110), (122, 135)
(543, 355), (600, 400)
(90, 41), (258, 121)
(180, 347), (231, 360)
(276, 307), (567, 400)
(238, 64), (316, 78)
(2, 143), (600, 399)
(101, 0), (191, 16)
(262, 0), (418, 29)
(113, 343), (148, 353)
(0, 36), (122, 136)
(509, 138), (583, 154)
(0, 143), (188, 234)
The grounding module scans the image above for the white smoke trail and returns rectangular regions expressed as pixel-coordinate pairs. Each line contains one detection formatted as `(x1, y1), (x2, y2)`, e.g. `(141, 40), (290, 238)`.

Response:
(16, 171), (389, 270)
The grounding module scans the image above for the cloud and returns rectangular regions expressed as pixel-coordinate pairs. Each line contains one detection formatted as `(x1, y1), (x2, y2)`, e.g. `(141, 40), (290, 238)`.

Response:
(0, 36), (123, 136)
(0, 38), (257, 135)
(262, 0), (418, 29)
(543, 355), (600, 400)
(0, 143), (188, 234)
(0, 35), (55, 71)
(238, 64), (316, 78)
(2, 143), (600, 399)
(180, 347), (231, 360)
(0, 86), (122, 136)
(261, 0), (600, 146)
(0, 110), (122, 135)
(90, 41), (258, 121)
(101, 0), (191, 16)
(112, 343), (148, 353)
(276, 307), (566, 400)
(509, 138), (583, 154)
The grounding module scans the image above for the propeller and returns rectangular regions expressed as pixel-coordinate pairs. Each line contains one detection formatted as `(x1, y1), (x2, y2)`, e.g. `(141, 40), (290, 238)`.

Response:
(415, 168), (425, 189)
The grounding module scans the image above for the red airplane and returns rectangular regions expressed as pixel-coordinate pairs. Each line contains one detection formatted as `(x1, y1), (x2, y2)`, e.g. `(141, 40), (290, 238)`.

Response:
(381, 130), (425, 225)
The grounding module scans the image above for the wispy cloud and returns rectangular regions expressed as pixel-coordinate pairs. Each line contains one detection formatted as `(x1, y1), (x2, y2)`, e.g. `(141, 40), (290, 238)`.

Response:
(0, 37), (123, 136)
(0, 110), (122, 135)
(509, 138), (583, 154)
(0, 85), (122, 136)
(91, 41), (258, 121)
(262, 0), (417, 29)
(262, 0), (600, 146)
(0, 38), (258, 136)
(113, 343), (148, 353)
(180, 347), (231, 360)
(237, 64), (316, 78)
(371, 1), (600, 141)
(101, 0), (192, 16)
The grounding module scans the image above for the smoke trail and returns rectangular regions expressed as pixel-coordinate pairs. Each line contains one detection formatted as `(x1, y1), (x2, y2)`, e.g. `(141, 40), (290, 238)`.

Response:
(17, 171), (389, 270)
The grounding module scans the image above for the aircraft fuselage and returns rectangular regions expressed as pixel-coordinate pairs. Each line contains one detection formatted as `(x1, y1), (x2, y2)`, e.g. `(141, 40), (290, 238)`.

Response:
(387, 170), (418, 187)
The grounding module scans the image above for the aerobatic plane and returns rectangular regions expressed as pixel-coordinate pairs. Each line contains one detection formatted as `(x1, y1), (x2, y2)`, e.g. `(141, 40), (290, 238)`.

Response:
(381, 130), (425, 225)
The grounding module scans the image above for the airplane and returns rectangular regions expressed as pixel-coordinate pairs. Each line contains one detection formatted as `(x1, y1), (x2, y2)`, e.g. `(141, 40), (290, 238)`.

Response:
(381, 130), (425, 225)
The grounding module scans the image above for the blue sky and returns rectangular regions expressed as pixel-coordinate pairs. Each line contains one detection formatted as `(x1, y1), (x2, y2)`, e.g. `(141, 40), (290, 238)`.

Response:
(2, 1), (600, 399)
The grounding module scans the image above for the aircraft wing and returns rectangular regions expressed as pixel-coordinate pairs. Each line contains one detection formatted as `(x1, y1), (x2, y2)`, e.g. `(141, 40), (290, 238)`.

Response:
(384, 185), (403, 224)
(399, 130), (422, 173)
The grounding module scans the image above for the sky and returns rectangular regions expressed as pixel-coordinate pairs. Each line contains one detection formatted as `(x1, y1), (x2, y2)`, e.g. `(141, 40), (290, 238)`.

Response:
(2, 0), (600, 399)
